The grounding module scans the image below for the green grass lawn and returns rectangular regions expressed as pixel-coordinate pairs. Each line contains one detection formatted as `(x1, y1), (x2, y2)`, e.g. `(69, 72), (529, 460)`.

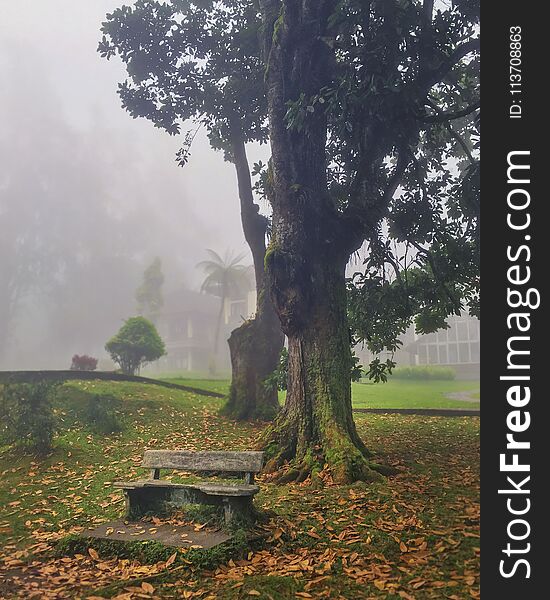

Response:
(0, 380), (479, 599)
(161, 375), (480, 410)
(352, 379), (480, 409)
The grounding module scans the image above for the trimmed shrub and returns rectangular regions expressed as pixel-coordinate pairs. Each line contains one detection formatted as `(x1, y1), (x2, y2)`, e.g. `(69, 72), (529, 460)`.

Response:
(390, 365), (456, 380)
(0, 382), (58, 454)
(70, 354), (98, 371)
(105, 316), (166, 375)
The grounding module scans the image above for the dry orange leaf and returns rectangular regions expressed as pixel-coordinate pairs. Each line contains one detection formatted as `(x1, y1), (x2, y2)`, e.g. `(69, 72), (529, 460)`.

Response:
(141, 581), (154, 593)
(87, 548), (99, 561)
(306, 530), (321, 539)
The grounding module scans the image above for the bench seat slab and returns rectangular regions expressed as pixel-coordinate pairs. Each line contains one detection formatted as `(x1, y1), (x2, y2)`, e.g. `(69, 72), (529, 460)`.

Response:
(113, 480), (259, 496)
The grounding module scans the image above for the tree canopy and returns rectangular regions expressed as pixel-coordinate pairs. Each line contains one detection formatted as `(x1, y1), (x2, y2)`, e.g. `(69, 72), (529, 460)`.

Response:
(197, 249), (252, 300)
(98, 0), (266, 159)
(197, 249), (253, 373)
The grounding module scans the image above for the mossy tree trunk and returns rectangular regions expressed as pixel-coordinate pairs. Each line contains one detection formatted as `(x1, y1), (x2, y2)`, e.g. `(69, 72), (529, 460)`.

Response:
(222, 134), (284, 421)
(225, 287), (283, 420)
(257, 0), (384, 482)
(261, 241), (382, 484)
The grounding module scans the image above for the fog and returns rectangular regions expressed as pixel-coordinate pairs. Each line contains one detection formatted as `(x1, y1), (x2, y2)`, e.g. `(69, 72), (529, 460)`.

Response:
(0, 0), (266, 369)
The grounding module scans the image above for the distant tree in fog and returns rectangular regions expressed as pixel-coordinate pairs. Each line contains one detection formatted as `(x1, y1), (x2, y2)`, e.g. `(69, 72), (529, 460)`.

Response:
(105, 316), (166, 375)
(0, 46), (161, 368)
(197, 250), (251, 374)
(136, 257), (164, 323)
(70, 355), (98, 371)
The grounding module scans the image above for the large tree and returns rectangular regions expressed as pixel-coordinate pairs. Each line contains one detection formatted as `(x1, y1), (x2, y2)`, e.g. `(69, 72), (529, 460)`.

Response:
(99, 0), (284, 420)
(255, 0), (479, 483)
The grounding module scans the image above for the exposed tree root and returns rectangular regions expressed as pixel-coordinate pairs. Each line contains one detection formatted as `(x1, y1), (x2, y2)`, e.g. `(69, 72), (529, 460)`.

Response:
(258, 423), (391, 485)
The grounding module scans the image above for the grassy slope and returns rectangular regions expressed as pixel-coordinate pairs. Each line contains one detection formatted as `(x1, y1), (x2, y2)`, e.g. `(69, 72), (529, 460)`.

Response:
(162, 376), (481, 410)
(0, 380), (479, 599)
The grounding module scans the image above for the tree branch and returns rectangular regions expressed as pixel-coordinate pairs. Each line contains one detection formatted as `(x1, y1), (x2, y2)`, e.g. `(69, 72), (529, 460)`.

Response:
(419, 37), (480, 91)
(230, 130), (268, 290)
(423, 0), (434, 22)
(423, 99), (477, 165)
(446, 122), (476, 165)
(417, 99), (480, 123)
(382, 148), (410, 207)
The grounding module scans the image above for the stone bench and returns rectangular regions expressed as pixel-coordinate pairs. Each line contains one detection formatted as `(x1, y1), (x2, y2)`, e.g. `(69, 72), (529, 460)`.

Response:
(113, 450), (264, 525)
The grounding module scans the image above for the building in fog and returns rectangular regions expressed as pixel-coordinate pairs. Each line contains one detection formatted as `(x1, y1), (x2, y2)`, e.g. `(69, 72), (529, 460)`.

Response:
(355, 312), (480, 379)
(154, 287), (256, 373)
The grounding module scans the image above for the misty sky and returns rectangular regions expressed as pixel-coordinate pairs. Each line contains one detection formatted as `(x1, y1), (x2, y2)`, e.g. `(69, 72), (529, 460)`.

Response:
(0, 0), (269, 368)
(1, 0), (264, 276)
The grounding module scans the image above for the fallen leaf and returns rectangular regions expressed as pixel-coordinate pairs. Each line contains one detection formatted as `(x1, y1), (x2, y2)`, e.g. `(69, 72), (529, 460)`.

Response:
(165, 552), (177, 567)
(88, 548), (99, 561)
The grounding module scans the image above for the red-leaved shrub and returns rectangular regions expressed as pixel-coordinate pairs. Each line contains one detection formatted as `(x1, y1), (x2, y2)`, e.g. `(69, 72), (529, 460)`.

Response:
(70, 355), (98, 371)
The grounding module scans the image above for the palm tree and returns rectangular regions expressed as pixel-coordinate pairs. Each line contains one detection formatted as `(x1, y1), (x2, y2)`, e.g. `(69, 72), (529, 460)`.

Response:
(197, 249), (253, 374)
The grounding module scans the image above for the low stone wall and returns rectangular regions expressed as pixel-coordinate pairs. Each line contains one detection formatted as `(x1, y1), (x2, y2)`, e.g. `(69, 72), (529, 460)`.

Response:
(0, 370), (224, 398)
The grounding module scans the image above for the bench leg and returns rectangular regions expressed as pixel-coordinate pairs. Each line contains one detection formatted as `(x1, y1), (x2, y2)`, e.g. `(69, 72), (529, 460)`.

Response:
(124, 488), (172, 519)
(222, 496), (254, 526)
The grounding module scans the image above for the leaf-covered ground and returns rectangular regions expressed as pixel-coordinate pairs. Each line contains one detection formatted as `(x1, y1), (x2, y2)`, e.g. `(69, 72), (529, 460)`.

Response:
(0, 381), (479, 599)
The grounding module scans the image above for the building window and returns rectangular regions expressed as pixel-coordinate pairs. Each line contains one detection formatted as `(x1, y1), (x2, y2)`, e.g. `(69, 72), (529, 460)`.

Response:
(459, 342), (470, 363)
(418, 345), (427, 365)
(457, 321), (469, 341)
(448, 343), (458, 364)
